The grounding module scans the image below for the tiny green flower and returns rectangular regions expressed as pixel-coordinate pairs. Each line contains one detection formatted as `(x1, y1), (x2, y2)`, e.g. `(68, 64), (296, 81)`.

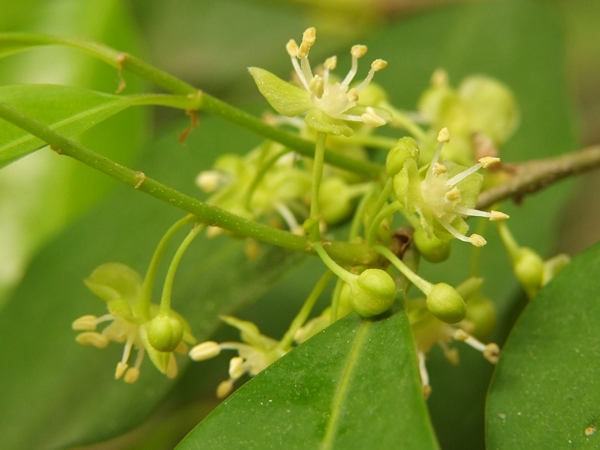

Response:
(73, 263), (196, 383)
(249, 27), (391, 136)
(394, 128), (509, 246)
(189, 315), (286, 398)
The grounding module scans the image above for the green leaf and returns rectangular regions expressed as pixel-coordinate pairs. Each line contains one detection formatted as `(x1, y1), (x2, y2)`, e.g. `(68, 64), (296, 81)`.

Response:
(486, 241), (600, 448)
(0, 84), (156, 168)
(177, 309), (439, 450)
(0, 115), (305, 450)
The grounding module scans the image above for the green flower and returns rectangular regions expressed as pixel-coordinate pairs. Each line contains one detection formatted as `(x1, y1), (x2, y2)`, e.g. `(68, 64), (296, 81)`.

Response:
(249, 27), (391, 136)
(394, 128), (508, 246)
(72, 263), (196, 383)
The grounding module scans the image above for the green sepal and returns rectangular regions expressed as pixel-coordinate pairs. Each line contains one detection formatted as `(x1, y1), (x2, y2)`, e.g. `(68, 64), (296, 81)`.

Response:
(83, 263), (142, 304)
(304, 108), (353, 136)
(248, 67), (312, 117)
(138, 324), (170, 374)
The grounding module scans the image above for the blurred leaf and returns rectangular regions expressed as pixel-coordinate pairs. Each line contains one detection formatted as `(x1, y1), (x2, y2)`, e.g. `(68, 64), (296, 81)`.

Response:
(0, 0), (147, 305)
(0, 85), (152, 168)
(177, 308), (438, 450)
(0, 114), (308, 450)
(486, 241), (600, 448)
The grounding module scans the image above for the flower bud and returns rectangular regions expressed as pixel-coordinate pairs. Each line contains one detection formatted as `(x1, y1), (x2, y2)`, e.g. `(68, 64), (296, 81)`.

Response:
(319, 177), (353, 225)
(514, 247), (544, 298)
(350, 269), (396, 318)
(465, 297), (497, 341)
(413, 227), (451, 263)
(356, 82), (389, 107)
(386, 137), (420, 177)
(147, 314), (184, 352)
(426, 283), (466, 324)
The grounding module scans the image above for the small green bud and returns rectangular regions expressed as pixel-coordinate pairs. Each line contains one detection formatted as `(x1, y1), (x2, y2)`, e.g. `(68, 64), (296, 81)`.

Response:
(514, 247), (544, 298)
(413, 227), (451, 263)
(465, 297), (497, 341)
(426, 283), (466, 324)
(350, 269), (396, 318)
(319, 177), (353, 225)
(147, 314), (184, 352)
(386, 137), (420, 177)
(357, 82), (389, 107)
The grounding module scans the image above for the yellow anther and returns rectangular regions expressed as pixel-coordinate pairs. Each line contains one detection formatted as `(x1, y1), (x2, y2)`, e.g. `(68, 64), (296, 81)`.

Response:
(308, 75), (325, 98)
(453, 329), (469, 341)
(324, 56), (337, 71)
(217, 380), (234, 399)
(444, 187), (461, 202)
(351, 44), (368, 58)
(298, 28), (316, 57)
(229, 356), (245, 379)
(189, 341), (221, 361)
(124, 367), (140, 384)
(76, 331), (109, 348)
(115, 361), (128, 379)
(478, 156), (501, 169)
(371, 59), (387, 71)
(286, 39), (299, 57)
(431, 69), (448, 88)
(484, 343), (500, 363)
(470, 234), (487, 247)
(72, 315), (98, 331)
(433, 163), (447, 175)
(437, 127), (450, 143)
(489, 210), (510, 221)
(346, 88), (359, 102)
(361, 107), (386, 127)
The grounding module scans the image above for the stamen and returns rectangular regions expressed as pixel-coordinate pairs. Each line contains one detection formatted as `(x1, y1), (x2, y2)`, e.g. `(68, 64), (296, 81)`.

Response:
(431, 69), (448, 88)
(429, 128), (450, 175)
(75, 331), (109, 348)
(490, 210), (509, 221)
(196, 171), (222, 193)
(274, 202), (303, 235)
(354, 59), (387, 92)
(453, 329), (500, 363)
(72, 315), (98, 331)
(417, 351), (432, 398)
(437, 219), (473, 244)
(290, 56), (310, 90)
(470, 234), (487, 247)
(166, 354), (178, 379)
(286, 40), (299, 58)
(437, 127), (450, 143)
(361, 107), (386, 127)
(229, 356), (245, 379)
(342, 45), (367, 86)
(446, 157), (501, 186)
(346, 88), (359, 102)
(124, 367), (140, 384)
(479, 156), (500, 169)
(433, 163), (447, 175)
(298, 28), (316, 58)
(308, 75), (324, 98)
(444, 187), (461, 202)
(324, 56), (337, 83)
(217, 379), (234, 398)
(115, 361), (128, 379)
(189, 341), (222, 361)
(438, 341), (459, 365)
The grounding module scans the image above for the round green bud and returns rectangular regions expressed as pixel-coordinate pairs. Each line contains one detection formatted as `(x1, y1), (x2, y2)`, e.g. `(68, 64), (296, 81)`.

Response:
(147, 314), (184, 352)
(413, 227), (451, 263)
(357, 82), (389, 106)
(426, 283), (467, 324)
(319, 177), (353, 225)
(350, 269), (396, 318)
(386, 137), (420, 177)
(465, 297), (497, 341)
(514, 248), (544, 297)
(458, 75), (519, 145)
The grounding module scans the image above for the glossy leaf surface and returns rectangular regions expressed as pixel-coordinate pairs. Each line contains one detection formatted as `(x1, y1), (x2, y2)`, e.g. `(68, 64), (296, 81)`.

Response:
(177, 308), (439, 450)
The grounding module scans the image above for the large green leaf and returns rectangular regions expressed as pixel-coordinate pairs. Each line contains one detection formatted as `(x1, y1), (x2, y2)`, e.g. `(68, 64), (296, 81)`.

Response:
(177, 308), (439, 450)
(0, 115), (307, 450)
(0, 84), (151, 167)
(486, 241), (600, 448)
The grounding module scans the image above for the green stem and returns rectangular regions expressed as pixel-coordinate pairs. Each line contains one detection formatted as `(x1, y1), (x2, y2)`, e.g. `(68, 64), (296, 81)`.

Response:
(331, 133), (397, 150)
(277, 270), (334, 351)
(496, 221), (521, 263)
(366, 201), (403, 246)
(313, 242), (356, 285)
(373, 245), (433, 295)
(329, 277), (345, 324)
(309, 132), (327, 241)
(0, 32), (383, 177)
(0, 100), (376, 266)
(381, 102), (429, 143)
(161, 223), (205, 314)
(138, 215), (194, 317)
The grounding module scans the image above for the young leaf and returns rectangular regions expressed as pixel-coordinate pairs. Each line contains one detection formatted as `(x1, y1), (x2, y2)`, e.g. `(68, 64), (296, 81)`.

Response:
(177, 309), (439, 450)
(486, 241), (600, 448)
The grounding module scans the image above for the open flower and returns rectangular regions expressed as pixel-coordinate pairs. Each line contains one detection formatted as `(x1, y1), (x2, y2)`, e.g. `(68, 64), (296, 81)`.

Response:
(189, 315), (286, 398)
(249, 27), (391, 136)
(72, 263), (196, 383)
(394, 128), (509, 247)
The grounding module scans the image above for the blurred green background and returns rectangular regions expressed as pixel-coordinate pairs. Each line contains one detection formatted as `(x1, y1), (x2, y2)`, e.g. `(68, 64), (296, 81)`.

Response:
(0, 1), (598, 449)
